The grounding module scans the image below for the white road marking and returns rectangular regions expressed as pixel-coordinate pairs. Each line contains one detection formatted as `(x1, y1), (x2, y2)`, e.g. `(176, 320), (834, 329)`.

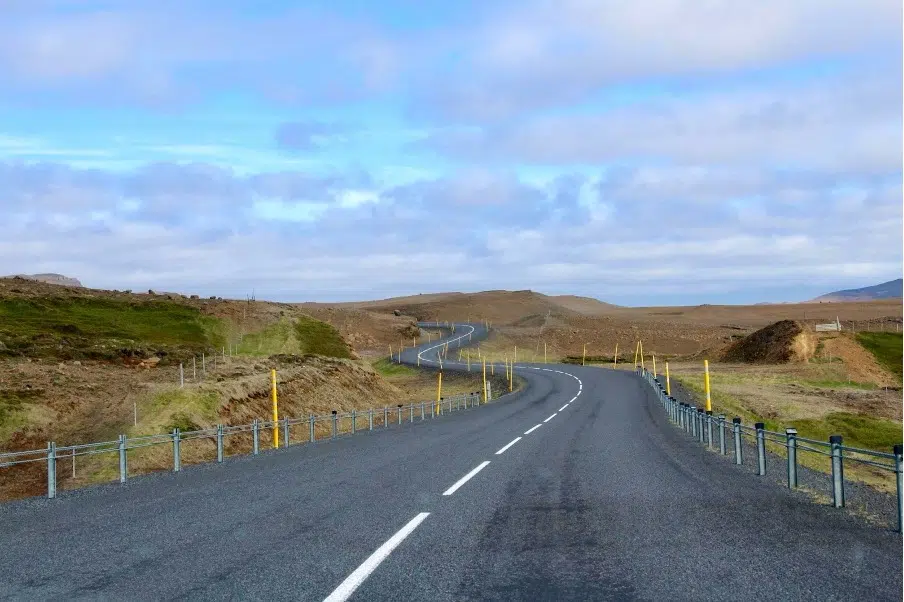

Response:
(558, 404), (568, 411)
(543, 413), (557, 423)
(443, 461), (491, 496)
(524, 424), (542, 435)
(495, 437), (522, 455)
(323, 512), (430, 602)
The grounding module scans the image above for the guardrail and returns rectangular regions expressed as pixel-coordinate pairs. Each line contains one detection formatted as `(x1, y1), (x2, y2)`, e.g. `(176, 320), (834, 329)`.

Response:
(1, 392), (484, 501)
(638, 367), (903, 533)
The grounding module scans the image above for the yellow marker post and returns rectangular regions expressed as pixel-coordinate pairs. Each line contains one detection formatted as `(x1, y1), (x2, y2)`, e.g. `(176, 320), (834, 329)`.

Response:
(436, 371), (443, 413)
(271, 369), (279, 449)
(482, 357), (487, 403)
(508, 357), (513, 392)
(639, 340), (645, 371)
(704, 359), (712, 412)
(652, 354), (657, 378)
(665, 361), (671, 396)
(582, 344), (586, 366)
(614, 343), (618, 366)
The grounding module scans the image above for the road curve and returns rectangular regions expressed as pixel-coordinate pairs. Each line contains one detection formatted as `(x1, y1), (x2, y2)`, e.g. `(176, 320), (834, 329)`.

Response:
(0, 323), (899, 601)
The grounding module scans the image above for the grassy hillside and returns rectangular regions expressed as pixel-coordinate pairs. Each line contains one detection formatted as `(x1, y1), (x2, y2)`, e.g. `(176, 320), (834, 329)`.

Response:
(0, 297), (225, 361)
(855, 332), (902, 380)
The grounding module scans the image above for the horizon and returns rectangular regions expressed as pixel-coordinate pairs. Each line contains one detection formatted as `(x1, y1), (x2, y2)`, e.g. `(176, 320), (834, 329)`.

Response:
(1, 1), (902, 305)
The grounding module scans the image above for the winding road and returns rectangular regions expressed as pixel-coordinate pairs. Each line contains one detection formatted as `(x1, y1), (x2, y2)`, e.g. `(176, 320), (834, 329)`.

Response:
(0, 323), (899, 601)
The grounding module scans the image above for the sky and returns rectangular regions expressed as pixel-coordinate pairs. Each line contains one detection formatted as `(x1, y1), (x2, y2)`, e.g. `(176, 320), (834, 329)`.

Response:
(0, 0), (901, 306)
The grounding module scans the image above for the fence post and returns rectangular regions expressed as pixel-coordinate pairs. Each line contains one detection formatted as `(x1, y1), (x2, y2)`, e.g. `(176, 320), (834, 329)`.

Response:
(733, 418), (743, 465)
(894, 445), (903, 533)
(755, 423), (766, 475)
(351, 410), (357, 435)
(253, 419), (260, 454)
(119, 434), (128, 483)
(830, 435), (845, 508)
(331, 411), (338, 438)
(786, 428), (798, 488)
(46, 442), (57, 499)
(173, 428), (181, 472)
(282, 418), (289, 448)
(369, 409), (374, 430)
(398, 405), (403, 425)
(706, 411), (714, 450)
(718, 415), (726, 455)
(216, 425), (224, 463)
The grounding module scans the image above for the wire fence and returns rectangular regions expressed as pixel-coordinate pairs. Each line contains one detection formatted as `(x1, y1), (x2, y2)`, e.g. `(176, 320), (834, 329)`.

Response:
(1, 391), (485, 502)
(638, 368), (904, 533)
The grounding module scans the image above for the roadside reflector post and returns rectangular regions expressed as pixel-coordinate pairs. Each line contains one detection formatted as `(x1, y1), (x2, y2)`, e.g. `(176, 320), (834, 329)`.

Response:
(436, 372), (443, 413)
(173, 428), (181, 472)
(47, 442), (57, 499)
(119, 434), (128, 483)
(786, 428), (798, 488)
(704, 359), (712, 412)
(482, 358), (487, 403)
(665, 362), (671, 395)
(755, 423), (766, 475)
(331, 411), (338, 438)
(718, 415), (727, 455)
(582, 344), (586, 366)
(216, 425), (224, 462)
(613, 343), (617, 367)
(894, 445), (903, 533)
(652, 353), (656, 377)
(253, 419), (260, 454)
(271, 369), (279, 449)
(830, 435), (845, 508)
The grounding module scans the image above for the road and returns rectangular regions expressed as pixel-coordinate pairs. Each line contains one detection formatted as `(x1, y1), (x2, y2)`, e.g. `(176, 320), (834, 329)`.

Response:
(0, 323), (899, 601)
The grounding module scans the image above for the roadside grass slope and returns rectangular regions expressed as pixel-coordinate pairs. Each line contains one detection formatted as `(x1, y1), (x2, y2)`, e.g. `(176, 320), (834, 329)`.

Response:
(855, 332), (902, 380)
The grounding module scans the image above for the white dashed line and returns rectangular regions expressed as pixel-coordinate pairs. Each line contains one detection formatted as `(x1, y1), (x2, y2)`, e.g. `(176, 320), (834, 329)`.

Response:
(524, 424), (542, 435)
(495, 437), (522, 455)
(543, 413), (557, 423)
(323, 512), (430, 602)
(559, 404), (568, 411)
(442, 461), (491, 496)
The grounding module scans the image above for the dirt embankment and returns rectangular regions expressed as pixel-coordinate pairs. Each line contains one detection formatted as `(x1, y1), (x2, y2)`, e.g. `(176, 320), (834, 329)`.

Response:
(721, 320), (816, 364)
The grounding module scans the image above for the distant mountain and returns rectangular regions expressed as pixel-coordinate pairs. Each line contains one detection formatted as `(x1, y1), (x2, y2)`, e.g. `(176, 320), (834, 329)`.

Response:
(6, 273), (83, 288)
(813, 279), (902, 302)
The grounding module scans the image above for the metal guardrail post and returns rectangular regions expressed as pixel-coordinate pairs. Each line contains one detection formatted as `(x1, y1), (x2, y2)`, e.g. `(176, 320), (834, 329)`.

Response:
(119, 434), (128, 483)
(173, 428), (181, 472)
(384, 407), (389, 427)
(431, 401), (435, 418)
(755, 423), (766, 475)
(420, 402), (425, 420)
(398, 405), (403, 425)
(331, 411), (338, 438)
(282, 418), (289, 448)
(309, 415), (315, 442)
(894, 445), (903, 533)
(718, 415), (726, 455)
(253, 419), (260, 454)
(733, 418), (743, 465)
(439, 398), (444, 415)
(680, 404), (686, 431)
(690, 406), (697, 438)
(216, 425), (224, 463)
(351, 410), (357, 435)
(706, 411), (714, 450)
(786, 428), (798, 488)
(47, 442), (57, 499)
(409, 404), (414, 423)
(830, 435), (845, 508)
(369, 409), (374, 430)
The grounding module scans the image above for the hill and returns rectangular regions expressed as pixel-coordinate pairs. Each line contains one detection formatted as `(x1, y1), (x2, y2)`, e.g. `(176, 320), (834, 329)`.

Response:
(721, 320), (815, 364)
(813, 279), (902, 302)
(5, 273), (83, 288)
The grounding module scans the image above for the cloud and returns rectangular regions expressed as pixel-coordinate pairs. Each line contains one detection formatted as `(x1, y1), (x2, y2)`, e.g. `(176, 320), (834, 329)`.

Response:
(418, 68), (903, 174)
(275, 122), (349, 151)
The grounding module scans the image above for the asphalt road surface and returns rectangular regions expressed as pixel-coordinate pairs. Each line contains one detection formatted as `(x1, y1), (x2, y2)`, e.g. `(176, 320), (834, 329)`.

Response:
(0, 323), (899, 601)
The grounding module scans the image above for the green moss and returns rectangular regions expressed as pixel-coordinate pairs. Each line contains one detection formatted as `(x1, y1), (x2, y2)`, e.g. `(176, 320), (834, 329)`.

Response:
(235, 319), (298, 357)
(0, 297), (226, 360)
(855, 332), (902, 380)
(793, 413), (902, 451)
(294, 315), (351, 359)
(372, 358), (419, 377)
